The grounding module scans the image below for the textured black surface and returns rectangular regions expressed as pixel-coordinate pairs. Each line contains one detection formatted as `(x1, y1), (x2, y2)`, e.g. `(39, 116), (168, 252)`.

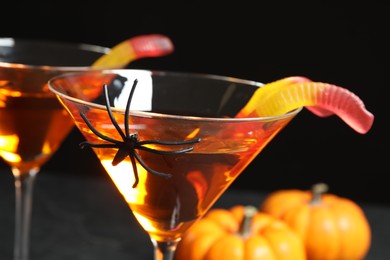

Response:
(1, 170), (389, 260)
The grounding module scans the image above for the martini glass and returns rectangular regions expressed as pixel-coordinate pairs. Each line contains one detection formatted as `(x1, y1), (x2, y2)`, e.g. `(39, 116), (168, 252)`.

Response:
(0, 38), (124, 260)
(48, 69), (302, 260)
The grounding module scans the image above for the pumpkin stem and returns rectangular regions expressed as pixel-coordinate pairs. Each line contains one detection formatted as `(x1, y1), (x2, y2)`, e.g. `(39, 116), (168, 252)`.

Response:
(310, 183), (329, 205)
(239, 205), (257, 239)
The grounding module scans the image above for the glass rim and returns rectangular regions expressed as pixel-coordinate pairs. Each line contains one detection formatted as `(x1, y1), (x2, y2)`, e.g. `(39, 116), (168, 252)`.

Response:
(0, 37), (114, 71)
(48, 69), (303, 122)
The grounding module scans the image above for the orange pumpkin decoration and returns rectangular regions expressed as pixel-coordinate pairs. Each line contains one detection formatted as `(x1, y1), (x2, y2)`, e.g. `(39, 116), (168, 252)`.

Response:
(260, 183), (371, 260)
(175, 205), (306, 260)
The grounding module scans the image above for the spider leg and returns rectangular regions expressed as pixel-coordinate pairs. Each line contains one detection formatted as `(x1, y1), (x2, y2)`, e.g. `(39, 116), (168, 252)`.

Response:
(103, 84), (127, 141)
(138, 138), (201, 146)
(128, 152), (139, 188)
(133, 152), (172, 178)
(124, 79), (138, 138)
(80, 112), (121, 144)
(137, 145), (195, 155)
(80, 142), (119, 149)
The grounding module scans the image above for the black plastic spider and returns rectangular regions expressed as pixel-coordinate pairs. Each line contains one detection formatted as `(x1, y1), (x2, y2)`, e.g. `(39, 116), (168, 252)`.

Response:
(79, 79), (201, 188)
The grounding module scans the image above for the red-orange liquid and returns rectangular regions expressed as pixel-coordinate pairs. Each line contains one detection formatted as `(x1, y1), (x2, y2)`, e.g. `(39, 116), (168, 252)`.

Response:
(74, 109), (294, 242)
(0, 89), (74, 173)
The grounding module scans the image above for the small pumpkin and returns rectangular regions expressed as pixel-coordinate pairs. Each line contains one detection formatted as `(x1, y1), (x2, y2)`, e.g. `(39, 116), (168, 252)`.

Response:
(175, 205), (306, 260)
(260, 183), (371, 260)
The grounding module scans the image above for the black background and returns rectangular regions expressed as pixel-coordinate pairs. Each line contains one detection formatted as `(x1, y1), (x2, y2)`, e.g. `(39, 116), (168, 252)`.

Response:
(1, 1), (388, 205)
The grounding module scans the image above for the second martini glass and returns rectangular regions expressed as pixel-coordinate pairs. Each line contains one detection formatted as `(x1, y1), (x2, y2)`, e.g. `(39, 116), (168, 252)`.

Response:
(0, 38), (123, 260)
(48, 69), (302, 260)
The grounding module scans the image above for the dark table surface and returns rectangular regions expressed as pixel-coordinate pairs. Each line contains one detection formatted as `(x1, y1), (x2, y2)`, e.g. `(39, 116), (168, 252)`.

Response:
(1, 170), (389, 260)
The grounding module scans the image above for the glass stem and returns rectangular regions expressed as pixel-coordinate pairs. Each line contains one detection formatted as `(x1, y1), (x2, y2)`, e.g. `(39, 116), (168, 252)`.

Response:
(12, 167), (39, 260)
(151, 239), (180, 260)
